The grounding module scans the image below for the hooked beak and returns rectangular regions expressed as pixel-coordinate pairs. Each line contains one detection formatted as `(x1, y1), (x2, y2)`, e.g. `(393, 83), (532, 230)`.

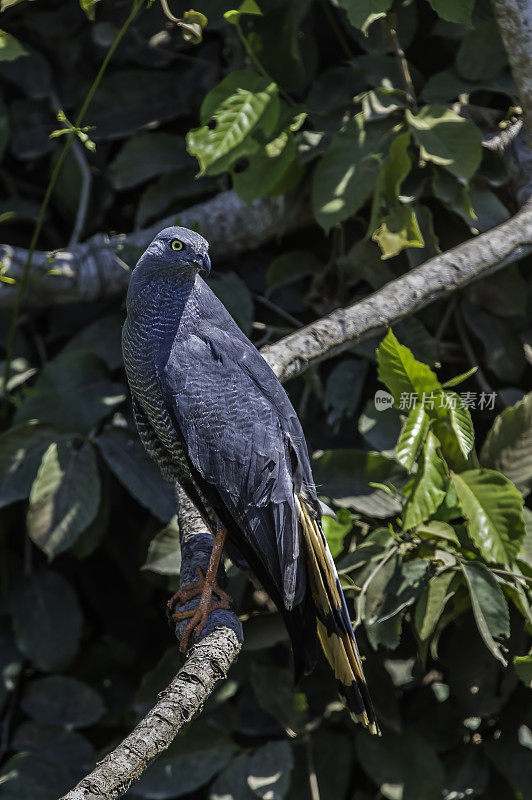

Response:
(200, 252), (211, 275)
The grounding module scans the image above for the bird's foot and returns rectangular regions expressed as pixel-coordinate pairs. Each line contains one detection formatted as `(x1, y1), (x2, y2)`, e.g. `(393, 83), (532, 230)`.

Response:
(169, 566), (232, 654)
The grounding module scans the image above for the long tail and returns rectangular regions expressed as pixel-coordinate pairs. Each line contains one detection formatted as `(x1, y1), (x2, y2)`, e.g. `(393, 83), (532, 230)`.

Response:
(295, 495), (380, 735)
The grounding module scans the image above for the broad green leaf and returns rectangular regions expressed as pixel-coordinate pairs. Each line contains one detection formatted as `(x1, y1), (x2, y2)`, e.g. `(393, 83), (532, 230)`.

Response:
(514, 653), (532, 687)
(0, 752), (71, 800)
(451, 469), (525, 565)
(461, 561), (510, 665)
(416, 520), (460, 546)
(209, 272), (254, 334)
(0, 423), (71, 509)
(0, 29), (27, 61)
(247, 741), (293, 799)
(456, 19), (507, 82)
(187, 75), (279, 175)
(232, 128), (299, 204)
(337, 0), (392, 32)
(211, 753), (257, 800)
(20, 676), (105, 728)
(396, 403), (430, 471)
(108, 133), (192, 189)
(377, 329), (441, 407)
(372, 204), (424, 259)
(404, 431), (448, 530)
(27, 441), (100, 558)
(142, 517), (181, 575)
(9, 570), (82, 671)
(324, 359), (368, 430)
(480, 392), (532, 496)
(266, 250), (321, 289)
(62, 314), (124, 371)
(96, 427), (175, 523)
(426, 0), (474, 26)
(251, 663), (309, 731)
(322, 508), (352, 558)
(462, 300), (526, 383)
(356, 727), (444, 800)
(312, 115), (392, 231)
(358, 399), (402, 451)
(415, 570), (455, 640)
(14, 351), (125, 434)
(12, 722), (95, 777)
(444, 391), (474, 458)
(406, 105), (482, 182)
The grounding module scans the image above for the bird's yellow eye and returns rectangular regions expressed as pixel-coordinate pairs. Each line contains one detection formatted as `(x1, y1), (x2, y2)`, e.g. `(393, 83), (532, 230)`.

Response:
(170, 239), (184, 251)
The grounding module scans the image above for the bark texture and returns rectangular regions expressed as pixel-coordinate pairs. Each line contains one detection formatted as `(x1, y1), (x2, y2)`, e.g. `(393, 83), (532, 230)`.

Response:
(491, 0), (532, 131)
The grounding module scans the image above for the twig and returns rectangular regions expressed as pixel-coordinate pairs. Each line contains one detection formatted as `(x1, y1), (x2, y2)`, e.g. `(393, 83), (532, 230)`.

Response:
(256, 294), (303, 328)
(386, 20), (416, 107)
(50, 92), (93, 248)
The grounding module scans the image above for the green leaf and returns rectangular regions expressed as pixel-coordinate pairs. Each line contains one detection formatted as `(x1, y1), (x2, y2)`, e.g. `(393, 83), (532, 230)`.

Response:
(322, 508), (352, 558)
(358, 400), (402, 452)
(79, 0), (96, 20)
(451, 469), (525, 565)
(461, 561), (510, 665)
(445, 391), (475, 458)
(416, 520), (460, 546)
(247, 741), (293, 800)
(142, 517), (181, 575)
(209, 272), (254, 334)
(9, 570), (82, 671)
(441, 366), (478, 389)
(12, 722), (95, 777)
(456, 19), (507, 82)
(513, 652), (532, 687)
(480, 392), (532, 496)
(96, 427), (175, 523)
(403, 431), (448, 530)
(372, 204), (424, 259)
(337, 0), (392, 32)
(380, 131), (412, 201)
(312, 115), (392, 231)
(27, 441), (100, 558)
(20, 676), (105, 728)
(224, 0), (261, 25)
(13, 352), (125, 434)
(406, 105), (482, 182)
(0, 423), (71, 509)
(396, 403), (430, 471)
(266, 250), (321, 290)
(0, 29), (27, 61)
(324, 359), (368, 430)
(415, 569), (455, 640)
(426, 0), (474, 26)
(0, 752), (72, 800)
(377, 329), (441, 407)
(187, 74), (279, 176)
(108, 133), (192, 190)
(232, 128), (299, 204)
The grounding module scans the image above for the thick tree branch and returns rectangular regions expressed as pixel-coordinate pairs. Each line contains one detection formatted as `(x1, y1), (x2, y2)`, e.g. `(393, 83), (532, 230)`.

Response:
(0, 191), (306, 308)
(262, 200), (532, 382)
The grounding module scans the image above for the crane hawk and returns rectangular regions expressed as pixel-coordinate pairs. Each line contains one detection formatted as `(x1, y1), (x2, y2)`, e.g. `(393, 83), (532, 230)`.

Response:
(122, 226), (379, 734)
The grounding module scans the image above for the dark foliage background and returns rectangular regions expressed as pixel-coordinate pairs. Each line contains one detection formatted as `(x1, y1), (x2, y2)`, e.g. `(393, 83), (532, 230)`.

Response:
(0, 1), (531, 798)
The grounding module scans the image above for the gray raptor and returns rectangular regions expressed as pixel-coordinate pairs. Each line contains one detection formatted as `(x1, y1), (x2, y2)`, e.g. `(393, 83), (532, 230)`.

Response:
(122, 226), (378, 734)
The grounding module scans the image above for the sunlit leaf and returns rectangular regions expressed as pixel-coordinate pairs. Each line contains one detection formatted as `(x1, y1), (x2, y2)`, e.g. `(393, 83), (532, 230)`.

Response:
(480, 392), (532, 496)
(403, 431), (448, 530)
(395, 400), (430, 472)
(451, 469), (525, 565)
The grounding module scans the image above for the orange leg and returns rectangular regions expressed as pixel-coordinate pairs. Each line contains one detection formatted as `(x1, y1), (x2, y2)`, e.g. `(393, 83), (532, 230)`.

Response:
(169, 528), (231, 654)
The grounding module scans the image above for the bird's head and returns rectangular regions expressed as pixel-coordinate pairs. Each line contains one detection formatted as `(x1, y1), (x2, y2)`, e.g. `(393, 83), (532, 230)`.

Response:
(137, 226), (211, 277)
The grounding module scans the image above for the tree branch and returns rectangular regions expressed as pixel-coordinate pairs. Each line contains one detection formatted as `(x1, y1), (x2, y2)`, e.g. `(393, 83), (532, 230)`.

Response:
(262, 200), (532, 382)
(491, 0), (532, 132)
(0, 190), (307, 308)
